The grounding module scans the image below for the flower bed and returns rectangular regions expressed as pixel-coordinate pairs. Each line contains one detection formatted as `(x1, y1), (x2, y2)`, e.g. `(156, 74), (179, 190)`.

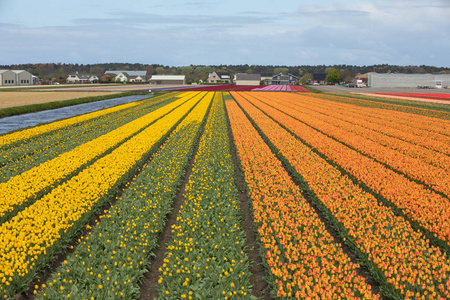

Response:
(35, 92), (213, 300)
(227, 98), (378, 299)
(0, 92), (204, 298)
(156, 93), (253, 299)
(231, 91), (450, 299)
(252, 85), (308, 92)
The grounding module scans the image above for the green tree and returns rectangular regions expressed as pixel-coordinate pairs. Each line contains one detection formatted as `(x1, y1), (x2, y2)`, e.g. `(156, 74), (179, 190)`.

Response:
(145, 65), (155, 76)
(274, 67), (289, 75)
(89, 66), (103, 75)
(301, 73), (313, 85)
(156, 67), (165, 75)
(180, 66), (194, 75)
(325, 69), (340, 84)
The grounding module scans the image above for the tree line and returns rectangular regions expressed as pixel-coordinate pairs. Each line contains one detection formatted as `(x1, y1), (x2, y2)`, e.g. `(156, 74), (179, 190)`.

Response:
(1, 63), (448, 84)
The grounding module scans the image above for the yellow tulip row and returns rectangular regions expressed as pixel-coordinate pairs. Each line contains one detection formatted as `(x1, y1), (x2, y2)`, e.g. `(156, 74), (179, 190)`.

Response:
(232, 92), (450, 299)
(0, 92), (178, 176)
(34, 92), (213, 299)
(226, 98), (378, 299)
(0, 92), (204, 298)
(243, 92), (450, 247)
(157, 93), (253, 299)
(0, 101), (140, 148)
(0, 92), (198, 222)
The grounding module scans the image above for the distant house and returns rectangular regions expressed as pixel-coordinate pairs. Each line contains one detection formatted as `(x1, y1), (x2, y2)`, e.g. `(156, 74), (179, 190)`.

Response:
(115, 72), (146, 83)
(149, 75), (186, 85)
(0, 70), (36, 86)
(235, 73), (261, 86)
(269, 73), (298, 85)
(99, 74), (115, 82)
(67, 73), (99, 84)
(311, 73), (327, 85)
(124, 74), (147, 83)
(207, 71), (231, 83)
(104, 70), (148, 83)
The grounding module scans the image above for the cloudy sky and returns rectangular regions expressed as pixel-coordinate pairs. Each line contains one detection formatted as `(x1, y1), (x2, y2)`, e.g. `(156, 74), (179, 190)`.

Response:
(0, 0), (449, 67)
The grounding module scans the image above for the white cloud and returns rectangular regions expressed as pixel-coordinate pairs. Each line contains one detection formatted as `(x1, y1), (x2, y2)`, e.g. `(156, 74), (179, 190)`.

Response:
(0, 0), (449, 66)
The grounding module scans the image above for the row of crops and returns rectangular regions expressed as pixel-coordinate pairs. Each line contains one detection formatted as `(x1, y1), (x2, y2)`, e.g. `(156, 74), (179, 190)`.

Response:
(0, 91), (449, 299)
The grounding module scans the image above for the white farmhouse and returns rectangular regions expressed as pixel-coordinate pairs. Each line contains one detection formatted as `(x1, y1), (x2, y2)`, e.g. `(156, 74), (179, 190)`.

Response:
(104, 70), (148, 83)
(67, 73), (99, 84)
(207, 71), (231, 83)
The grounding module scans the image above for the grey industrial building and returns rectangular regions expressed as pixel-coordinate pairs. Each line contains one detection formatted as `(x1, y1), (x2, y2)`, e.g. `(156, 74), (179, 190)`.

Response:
(0, 70), (37, 86)
(368, 73), (450, 88)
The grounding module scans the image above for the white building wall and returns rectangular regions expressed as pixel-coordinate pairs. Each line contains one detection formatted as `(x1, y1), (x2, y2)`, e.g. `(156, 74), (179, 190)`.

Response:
(368, 73), (450, 88)
(149, 75), (186, 85)
(115, 73), (128, 82)
(0, 70), (16, 86)
(1, 70), (35, 86)
(14, 71), (33, 86)
(236, 80), (260, 86)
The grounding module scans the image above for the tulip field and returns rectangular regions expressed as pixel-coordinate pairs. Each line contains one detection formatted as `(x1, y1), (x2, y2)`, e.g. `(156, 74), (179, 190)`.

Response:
(0, 90), (449, 299)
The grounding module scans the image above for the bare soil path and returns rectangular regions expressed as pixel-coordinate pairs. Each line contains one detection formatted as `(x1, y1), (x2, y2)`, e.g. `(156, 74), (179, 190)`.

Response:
(0, 91), (112, 109)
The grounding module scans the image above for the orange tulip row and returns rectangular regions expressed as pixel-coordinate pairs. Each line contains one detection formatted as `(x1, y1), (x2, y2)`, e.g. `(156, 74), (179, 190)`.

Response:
(231, 91), (450, 299)
(226, 99), (378, 299)
(240, 92), (450, 247)
(307, 92), (450, 127)
(263, 92), (450, 170)
(308, 93), (450, 152)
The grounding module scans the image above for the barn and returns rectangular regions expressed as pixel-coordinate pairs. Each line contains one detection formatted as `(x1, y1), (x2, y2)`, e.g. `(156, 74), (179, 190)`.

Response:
(0, 70), (35, 86)
(149, 75), (186, 85)
(235, 73), (261, 86)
